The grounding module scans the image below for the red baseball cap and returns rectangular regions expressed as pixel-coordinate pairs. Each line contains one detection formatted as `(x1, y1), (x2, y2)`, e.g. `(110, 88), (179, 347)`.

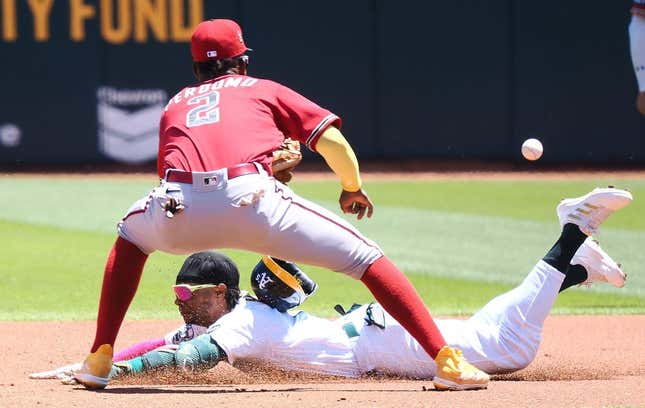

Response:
(191, 19), (251, 62)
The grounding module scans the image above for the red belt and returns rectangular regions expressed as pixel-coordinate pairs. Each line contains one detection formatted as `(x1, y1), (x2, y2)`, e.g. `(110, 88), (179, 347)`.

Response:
(166, 163), (259, 184)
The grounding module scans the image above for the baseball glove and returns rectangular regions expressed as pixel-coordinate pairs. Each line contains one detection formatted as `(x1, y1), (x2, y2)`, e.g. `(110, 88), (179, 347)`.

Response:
(271, 138), (302, 183)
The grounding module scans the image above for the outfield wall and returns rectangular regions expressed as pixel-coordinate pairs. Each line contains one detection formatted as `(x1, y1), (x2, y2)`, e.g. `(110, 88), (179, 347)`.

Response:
(0, 0), (643, 166)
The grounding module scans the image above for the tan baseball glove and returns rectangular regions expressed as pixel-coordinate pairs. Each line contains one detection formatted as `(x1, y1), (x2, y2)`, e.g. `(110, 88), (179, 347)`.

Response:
(271, 138), (302, 183)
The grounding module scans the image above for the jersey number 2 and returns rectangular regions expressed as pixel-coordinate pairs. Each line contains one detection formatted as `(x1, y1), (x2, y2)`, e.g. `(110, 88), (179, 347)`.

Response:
(186, 92), (220, 127)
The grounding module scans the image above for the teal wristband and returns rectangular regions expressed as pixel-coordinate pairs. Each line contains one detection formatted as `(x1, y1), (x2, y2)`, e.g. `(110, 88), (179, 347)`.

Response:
(128, 357), (144, 373)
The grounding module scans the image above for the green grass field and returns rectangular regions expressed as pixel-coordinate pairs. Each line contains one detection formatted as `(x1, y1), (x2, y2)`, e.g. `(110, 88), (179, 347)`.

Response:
(1, 175), (644, 320)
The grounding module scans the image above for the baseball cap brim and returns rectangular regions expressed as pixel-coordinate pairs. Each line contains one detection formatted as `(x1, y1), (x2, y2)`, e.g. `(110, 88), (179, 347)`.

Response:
(236, 47), (253, 56)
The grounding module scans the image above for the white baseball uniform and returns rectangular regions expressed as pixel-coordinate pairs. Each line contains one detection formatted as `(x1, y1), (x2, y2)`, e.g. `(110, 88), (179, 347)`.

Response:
(208, 260), (563, 378)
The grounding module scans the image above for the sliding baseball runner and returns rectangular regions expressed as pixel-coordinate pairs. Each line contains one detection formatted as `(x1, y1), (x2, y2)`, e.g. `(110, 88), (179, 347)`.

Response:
(34, 187), (632, 384)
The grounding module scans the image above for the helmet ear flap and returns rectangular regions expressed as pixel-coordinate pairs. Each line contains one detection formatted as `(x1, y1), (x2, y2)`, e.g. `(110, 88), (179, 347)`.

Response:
(292, 269), (317, 296)
(250, 256), (317, 312)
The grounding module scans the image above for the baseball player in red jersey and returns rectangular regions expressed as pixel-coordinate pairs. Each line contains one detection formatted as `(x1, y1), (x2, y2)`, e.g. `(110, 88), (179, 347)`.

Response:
(73, 19), (488, 391)
(630, 0), (645, 115)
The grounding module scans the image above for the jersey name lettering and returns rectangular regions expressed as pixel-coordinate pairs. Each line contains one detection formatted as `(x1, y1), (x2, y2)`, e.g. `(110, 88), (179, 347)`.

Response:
(165, 77), (258, 111)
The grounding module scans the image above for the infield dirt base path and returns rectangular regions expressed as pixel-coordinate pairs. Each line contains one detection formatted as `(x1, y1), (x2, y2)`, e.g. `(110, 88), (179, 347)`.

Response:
(1, 315), (643, 408)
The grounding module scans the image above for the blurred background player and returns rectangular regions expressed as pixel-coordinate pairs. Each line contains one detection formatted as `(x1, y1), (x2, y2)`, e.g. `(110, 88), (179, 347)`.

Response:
(630, 0), (645, 115)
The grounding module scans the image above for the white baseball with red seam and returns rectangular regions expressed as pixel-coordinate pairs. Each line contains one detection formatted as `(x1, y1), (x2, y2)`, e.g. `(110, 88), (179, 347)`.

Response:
(521, 138), (543, 161)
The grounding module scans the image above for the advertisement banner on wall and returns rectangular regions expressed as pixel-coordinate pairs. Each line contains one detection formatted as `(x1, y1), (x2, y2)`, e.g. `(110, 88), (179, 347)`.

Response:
(97, 86), (167, 164)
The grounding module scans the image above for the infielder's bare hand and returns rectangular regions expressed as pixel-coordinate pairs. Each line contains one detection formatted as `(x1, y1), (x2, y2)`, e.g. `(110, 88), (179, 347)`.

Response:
(339, 189), (374, 220)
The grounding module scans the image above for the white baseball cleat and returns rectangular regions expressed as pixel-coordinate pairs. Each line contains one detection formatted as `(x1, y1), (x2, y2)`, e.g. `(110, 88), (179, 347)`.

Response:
(571, 238), (626, 288)
(557, 187), (633, 235)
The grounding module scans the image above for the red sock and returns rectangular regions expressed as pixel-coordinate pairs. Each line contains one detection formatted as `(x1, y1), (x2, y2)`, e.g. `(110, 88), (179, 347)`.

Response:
(90, 236), (148, 352)
(361, 256), (446, 358)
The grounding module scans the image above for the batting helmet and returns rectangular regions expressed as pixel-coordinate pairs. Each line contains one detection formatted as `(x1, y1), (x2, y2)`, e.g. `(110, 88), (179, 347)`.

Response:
(251, 256), (317, 313)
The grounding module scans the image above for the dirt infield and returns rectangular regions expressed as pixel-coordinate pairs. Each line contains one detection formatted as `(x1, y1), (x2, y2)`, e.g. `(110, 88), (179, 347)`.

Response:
(1, 315), (643, 408)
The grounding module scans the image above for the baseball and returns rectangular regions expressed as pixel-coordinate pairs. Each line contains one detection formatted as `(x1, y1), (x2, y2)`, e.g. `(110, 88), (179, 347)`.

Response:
(521, 138), (543, 161)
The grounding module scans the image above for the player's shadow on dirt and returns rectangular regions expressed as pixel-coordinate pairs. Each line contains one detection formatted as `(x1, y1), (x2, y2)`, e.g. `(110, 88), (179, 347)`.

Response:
(493, 367), (622, 382)
(94, 386), (429, 395)
(94, 386), (312, 395)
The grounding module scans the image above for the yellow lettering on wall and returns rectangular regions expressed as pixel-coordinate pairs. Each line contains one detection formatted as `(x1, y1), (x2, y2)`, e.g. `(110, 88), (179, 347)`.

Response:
(170, 0), (202, 42)
(134, 0), (167, 43)
(2, 0), (17, 41)
(69, 0), (95, 41)
(27, 0), (54, 41)
(101, 0), (132, 44)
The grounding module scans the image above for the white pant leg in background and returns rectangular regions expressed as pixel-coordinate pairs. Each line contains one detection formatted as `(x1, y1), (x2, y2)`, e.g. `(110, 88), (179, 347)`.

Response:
(442, 260), (565, 374)
(630, 15), (645, 91)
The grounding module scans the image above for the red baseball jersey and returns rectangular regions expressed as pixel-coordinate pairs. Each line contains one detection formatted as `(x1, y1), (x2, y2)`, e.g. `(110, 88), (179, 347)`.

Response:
(157, 74), (341, 178)
(633, 0), (645, 16)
